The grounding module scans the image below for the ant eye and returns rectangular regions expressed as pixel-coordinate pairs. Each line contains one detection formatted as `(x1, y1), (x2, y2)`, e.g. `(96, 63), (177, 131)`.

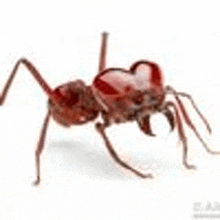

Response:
(149, 95), (158, 104)
(132, 94), (143, 105)
(124, 86), (132, 92)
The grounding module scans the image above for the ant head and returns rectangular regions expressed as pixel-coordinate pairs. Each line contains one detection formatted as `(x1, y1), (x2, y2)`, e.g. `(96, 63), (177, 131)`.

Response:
(130, 60), (164, 96)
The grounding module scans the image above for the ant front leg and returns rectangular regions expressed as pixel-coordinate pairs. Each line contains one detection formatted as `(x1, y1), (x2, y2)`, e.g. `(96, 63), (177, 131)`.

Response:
(95, 121), (153, 178)
(166, 101), (196, 170)
(166, 86), (219, 154)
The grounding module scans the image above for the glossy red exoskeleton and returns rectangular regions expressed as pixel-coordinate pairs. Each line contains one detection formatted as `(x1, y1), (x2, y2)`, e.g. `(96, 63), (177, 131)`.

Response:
(0, 33), (218, 185)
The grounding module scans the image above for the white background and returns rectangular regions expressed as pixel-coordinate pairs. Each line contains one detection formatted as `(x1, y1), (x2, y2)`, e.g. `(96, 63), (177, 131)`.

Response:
(0, 0), (220, 219)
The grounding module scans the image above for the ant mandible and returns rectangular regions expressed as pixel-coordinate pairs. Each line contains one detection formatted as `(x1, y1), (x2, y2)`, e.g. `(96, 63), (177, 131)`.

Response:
(0, 32), (218, 185)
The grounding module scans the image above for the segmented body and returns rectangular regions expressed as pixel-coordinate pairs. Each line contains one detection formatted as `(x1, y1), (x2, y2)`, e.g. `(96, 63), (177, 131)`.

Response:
(0, 33), (213, 185)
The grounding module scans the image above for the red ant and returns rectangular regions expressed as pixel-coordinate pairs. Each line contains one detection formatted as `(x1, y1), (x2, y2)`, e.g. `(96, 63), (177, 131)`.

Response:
(0, 33), (218, 185)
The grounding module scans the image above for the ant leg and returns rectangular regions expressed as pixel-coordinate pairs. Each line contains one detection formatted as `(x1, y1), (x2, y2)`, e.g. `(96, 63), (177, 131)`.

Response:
(176, 91), (211, 133)
(95, 122), (153, 178)
(0, 58), (59, 105)
(33, 110), (51, 186)
(98, 32), (108, 73)
(165, 86), (211, 133)
(166, 101), (196, 169)
(165, 86), (219, 154)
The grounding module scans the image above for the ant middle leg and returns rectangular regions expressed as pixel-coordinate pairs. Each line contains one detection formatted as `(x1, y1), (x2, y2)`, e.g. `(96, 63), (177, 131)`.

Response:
(95, 121), (153, 178)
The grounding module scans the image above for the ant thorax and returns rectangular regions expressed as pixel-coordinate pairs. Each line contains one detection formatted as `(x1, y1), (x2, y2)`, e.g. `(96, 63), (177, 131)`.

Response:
(48, 80), (100, 126)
